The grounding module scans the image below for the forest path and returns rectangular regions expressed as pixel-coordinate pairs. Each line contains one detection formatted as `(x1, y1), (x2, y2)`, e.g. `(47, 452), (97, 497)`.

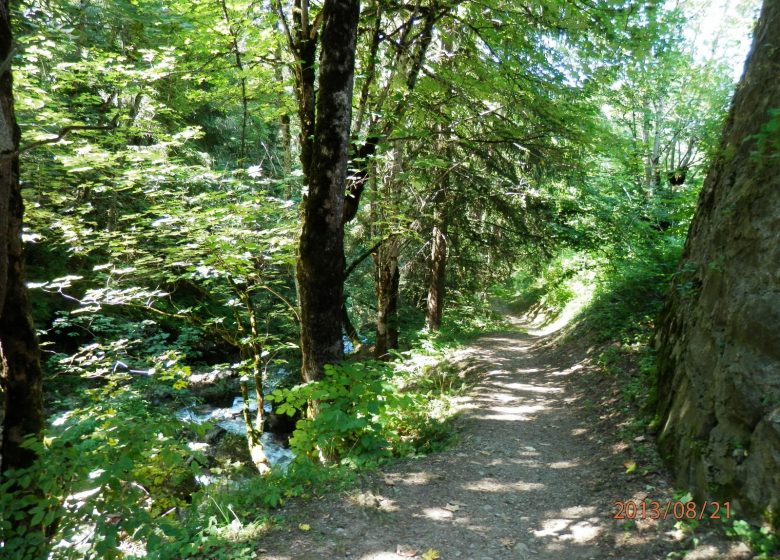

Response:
(258, 318), (752, 560)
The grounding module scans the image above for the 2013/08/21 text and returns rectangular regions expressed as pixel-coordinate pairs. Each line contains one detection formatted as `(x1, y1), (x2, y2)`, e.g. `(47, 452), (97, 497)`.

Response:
(613, 500), (731, 521)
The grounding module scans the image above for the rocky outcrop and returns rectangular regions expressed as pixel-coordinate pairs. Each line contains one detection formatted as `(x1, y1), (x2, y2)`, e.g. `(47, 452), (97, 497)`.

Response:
(654, 0), (780, 528)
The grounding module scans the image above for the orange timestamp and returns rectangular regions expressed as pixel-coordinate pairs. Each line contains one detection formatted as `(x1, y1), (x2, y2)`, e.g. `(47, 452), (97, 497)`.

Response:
(613, 500), (731, 521)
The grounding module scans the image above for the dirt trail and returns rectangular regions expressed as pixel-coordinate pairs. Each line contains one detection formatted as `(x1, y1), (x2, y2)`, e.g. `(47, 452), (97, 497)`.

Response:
(258, 322), (754, 560)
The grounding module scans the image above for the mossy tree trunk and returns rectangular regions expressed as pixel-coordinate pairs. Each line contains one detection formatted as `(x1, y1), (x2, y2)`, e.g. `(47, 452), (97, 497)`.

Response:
(0, 0), (45, 478)
(425, 174), (448, 331)
(296, 0), (360, 382)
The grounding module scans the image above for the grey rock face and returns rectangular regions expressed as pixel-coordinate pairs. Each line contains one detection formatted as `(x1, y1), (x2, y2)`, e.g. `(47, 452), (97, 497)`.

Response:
(654, 0), (780, 528)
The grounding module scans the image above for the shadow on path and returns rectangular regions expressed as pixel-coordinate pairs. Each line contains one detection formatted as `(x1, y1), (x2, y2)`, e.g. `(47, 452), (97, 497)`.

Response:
(258, 326), (753, 560)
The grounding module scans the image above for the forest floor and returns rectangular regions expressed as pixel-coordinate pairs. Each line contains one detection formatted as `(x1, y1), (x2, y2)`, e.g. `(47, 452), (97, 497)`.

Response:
(256, 316), (754, 560)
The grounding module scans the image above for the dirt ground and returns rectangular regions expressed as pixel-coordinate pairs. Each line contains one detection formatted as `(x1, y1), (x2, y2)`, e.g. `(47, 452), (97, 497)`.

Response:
(256, 321), (755, 560)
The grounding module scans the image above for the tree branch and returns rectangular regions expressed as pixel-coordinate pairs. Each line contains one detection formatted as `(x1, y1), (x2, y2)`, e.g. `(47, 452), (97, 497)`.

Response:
(9, 122), (119, 160)
(273, 0), (295, 54)
(345, 238), (385, 279)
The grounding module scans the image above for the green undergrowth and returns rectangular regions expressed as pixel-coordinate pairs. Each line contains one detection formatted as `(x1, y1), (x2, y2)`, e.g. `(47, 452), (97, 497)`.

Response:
(264, 297), (502, 472)
(407, 293), (513, 345)
(724, 518), (780, 559)
(516, 240), (682, 418)
(269, 358), (462, 469)
(512, 241), (779, 558)
(578, 241), (682, 423)
(1, 299), (492, 559)
(496, 250), (592, 318)
(667, 504), (779, 559)
(526, 243), (678, 472)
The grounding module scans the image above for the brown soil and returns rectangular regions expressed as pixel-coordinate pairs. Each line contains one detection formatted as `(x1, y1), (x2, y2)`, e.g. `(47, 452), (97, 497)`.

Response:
(256, 321), (755, 560)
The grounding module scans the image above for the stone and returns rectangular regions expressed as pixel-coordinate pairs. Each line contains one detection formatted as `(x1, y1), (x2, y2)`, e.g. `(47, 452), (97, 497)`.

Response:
(654, 0), (780, 529)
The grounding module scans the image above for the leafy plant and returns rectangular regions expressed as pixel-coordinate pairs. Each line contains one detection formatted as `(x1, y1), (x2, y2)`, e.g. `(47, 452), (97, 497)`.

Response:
(270, 357), (460, 468)
(0, 375), (202, 559)
(272, 361), (405, 465)
(726, 519), (779, 558)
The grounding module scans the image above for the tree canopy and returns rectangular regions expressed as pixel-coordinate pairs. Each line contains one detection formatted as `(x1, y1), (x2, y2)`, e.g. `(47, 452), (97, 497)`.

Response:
(0, 0), (767, 557)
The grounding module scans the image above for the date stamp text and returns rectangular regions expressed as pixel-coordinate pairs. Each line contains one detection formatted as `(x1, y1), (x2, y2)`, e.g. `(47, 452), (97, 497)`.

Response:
(613, 500), (731, 521)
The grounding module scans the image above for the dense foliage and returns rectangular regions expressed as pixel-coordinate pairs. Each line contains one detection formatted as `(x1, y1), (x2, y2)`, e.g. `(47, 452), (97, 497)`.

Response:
(0, 0), (760, 557)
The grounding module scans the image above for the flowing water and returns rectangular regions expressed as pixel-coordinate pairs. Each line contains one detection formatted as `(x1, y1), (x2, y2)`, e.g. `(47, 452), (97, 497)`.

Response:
(175, 395), (294, 469)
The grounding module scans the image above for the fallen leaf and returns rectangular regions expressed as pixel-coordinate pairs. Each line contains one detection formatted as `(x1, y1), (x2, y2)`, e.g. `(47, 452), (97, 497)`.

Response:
(500, 537), (515, 548)
(422, 549), (440, 560)
(624, 460), (637, 474)
(298, 523), (311, 532)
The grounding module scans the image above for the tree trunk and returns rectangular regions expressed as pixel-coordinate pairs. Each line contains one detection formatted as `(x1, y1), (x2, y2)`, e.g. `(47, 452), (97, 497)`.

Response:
(375, 235), (400, 359)
(296, 0), (360, 383)
(341, 292), (360, 347)
(425, 210), (447, 331)
(226, 276), (270, 474)
(273, 43), (293, 197)
(425, 155), (449, 331)
(424, 32), (453, 332)
(280, 112), (292, 196)
(375, 143), (403, 358)
(0, 0), (45, 478)
(292, 0), (317, 180)
(654, 0), (780, 528)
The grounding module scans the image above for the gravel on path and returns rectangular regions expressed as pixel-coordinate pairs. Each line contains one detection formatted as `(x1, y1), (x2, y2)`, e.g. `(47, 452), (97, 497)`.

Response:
(257, 323), (754, 560)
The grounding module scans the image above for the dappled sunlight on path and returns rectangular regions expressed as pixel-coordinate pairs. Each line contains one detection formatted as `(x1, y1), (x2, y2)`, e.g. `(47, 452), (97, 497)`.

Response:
(258, 323), (754, 560)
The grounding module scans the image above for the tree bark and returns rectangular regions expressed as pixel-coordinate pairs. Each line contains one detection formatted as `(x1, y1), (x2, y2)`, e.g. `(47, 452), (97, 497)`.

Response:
(375, 236), (400, 359)
(341, 292), (359, 346)
(273, 37), (293, 197)
(296, 0), (360, 382)
(425, 134), (450, 331)
(654, 0), (780, 527)
(425, 198), (447, 331)
(0, 0), (44, 478)
(280, 112), (292, 196)
(375, 143), (403, 358)
(290, 0), (317, 181)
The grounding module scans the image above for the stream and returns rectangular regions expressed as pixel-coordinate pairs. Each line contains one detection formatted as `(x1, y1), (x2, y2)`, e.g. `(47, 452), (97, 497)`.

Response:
(175, 395), (294, 471)
(176, 335), (365, 479)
